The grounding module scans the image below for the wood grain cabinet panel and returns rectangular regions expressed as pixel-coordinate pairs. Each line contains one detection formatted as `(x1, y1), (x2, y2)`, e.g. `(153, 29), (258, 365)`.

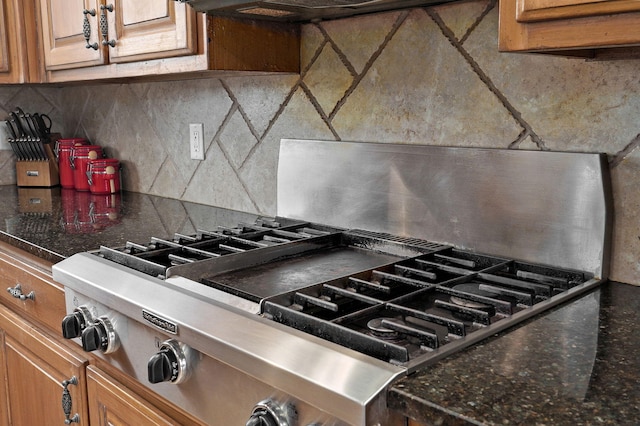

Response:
(0, 0), (39, 83)
(499, 0), (640, 55)
(0, 242), (65, 333)
(517, 0), (640, 21)
(0, 304), (90, 426)
(105, 0), (197, 63)
(86, 366), (180, 426)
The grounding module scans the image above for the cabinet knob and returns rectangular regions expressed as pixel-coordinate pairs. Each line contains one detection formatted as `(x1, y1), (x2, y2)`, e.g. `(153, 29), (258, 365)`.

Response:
(6, 284), (35, 301)
(61, 376), (80, 424)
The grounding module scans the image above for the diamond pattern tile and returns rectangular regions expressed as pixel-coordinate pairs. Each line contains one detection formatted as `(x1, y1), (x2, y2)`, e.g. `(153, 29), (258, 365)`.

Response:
(0, 1), (639, 284)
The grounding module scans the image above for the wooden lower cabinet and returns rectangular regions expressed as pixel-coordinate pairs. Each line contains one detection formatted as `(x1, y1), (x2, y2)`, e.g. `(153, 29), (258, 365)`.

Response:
(86, 366), (178, 426)
(0, 303), (90, 425)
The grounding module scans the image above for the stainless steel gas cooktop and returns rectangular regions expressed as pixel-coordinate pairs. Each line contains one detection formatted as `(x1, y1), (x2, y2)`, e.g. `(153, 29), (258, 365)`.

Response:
(53, 140), (612, 426)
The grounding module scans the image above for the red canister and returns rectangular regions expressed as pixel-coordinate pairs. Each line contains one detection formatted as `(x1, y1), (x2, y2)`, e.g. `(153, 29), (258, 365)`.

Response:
(87, 158), (121, 194)
(71, 145), (103, 191)
(56, 138), (88, 189)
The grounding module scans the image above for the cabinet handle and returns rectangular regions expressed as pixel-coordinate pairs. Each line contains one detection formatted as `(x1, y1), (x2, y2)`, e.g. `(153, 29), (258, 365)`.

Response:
(83, 9), (99, 50)
(61, 376), (80, 424)
(100, 4), (116, 48)
(6, 284), (35, 301)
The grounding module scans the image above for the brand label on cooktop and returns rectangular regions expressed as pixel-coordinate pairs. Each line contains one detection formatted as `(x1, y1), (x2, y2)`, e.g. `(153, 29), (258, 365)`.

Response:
(142, 309), (178, 334)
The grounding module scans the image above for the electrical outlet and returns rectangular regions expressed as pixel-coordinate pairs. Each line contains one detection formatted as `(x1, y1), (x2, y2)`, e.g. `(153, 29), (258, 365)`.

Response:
(189, 123), (205, 160)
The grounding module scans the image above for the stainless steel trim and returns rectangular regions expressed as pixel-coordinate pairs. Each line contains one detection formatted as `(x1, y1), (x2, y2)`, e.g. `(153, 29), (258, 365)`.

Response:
(277, 140), (612, 278)
(53, 254), (405, 425)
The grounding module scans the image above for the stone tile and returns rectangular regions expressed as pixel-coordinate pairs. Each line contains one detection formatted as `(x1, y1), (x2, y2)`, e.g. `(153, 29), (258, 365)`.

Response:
(142, 79), (232, 186)
(6, 86), (56, 115)
(239, 87), (336, 215)
(101, 88), (166, 193)
(182, 141), (257, 213)
(609, 149), (640, 285)
(0, 87), (21, 111)
(147, 195), (190, 234)
(0, 150), (15, 185)
(301, 24), (325, 72)
(465, 7), (640, 153)
(332, 9), (521, 146)
(218, 108), (259, 169)
(33, 86), (63, 112)
(58, 86), (90, 138)
(75, 84), (120, 143)
(432, 0), (491, 42)
(320, 11), (401, 75)
(302, 43), (354, 117)
(516, 135), (542, 151)
(223, 74), (299, 138)
(147, 155), (188, 201)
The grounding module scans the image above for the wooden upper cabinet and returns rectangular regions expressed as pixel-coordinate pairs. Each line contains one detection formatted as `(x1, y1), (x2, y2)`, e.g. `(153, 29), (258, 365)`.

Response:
(0, 0), (39, 83)
(39, 0), (104, 70)
(38, 0), (299, 83)
(499, 0), (640, 55)
(105, 0), (197, 63)
(516, 0), (640, 22)
(39, 0), (196, 70)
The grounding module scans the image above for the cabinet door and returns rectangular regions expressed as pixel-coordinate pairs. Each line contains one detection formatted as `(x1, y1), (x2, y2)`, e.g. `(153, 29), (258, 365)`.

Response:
(499, 0), (640, 52)
(87, 365), (179, 426)
(0, 305), (89, 425)
(0, 0), (34, 83)
(104, 0), (197, 63)
(39, 0), (106, 70)
(517, 0), (640, 22)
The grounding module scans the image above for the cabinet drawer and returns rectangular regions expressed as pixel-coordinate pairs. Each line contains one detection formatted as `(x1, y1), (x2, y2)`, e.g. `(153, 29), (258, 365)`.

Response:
(0, 242), (65, 333)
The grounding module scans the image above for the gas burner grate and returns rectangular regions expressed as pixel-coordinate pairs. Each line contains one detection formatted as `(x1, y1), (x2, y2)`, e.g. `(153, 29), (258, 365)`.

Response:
(262, 247), (594, 366)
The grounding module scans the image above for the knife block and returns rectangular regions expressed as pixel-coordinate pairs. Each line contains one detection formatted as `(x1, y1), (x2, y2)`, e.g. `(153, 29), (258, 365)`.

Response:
(15, 133), (61, 187)
(16, 159), (59, 187)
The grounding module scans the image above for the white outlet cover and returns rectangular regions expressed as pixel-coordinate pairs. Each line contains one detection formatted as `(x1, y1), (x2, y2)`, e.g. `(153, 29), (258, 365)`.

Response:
(189, 123), (205, 161)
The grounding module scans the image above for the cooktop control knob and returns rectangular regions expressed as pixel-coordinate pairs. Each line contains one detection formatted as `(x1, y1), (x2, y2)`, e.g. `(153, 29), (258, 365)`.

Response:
(80, 316), (119, 354)
(61, 306), (93, 339)
(147, 339), (192, 384)
(246, 399), (296, 426)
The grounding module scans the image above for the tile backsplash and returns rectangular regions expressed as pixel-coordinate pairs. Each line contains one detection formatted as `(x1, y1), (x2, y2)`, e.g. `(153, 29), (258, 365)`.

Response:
(1, 1), (639, 285)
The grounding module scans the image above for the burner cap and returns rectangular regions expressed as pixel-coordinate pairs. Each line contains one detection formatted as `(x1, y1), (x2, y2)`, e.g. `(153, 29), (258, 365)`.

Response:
(367, 317), (401, 339)
(450, 283), (494, 309)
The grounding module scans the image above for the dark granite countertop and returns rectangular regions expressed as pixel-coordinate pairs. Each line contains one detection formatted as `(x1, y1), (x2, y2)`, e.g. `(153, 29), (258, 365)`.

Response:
(389, 280), (640, 425)
(0, 185), (258, 263)
(2, 186), (638, 426)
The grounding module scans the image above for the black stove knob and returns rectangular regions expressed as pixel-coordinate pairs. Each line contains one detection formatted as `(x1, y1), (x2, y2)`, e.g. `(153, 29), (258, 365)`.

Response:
(148, 350), (176, 384)
(61, 312), (86, 339)
(61, 306), (93, 339)
(245, 411), (278, 426)
(80, 316), (119, 354)
(246, 400), (296, 426)
(147, 339), (192, 385)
